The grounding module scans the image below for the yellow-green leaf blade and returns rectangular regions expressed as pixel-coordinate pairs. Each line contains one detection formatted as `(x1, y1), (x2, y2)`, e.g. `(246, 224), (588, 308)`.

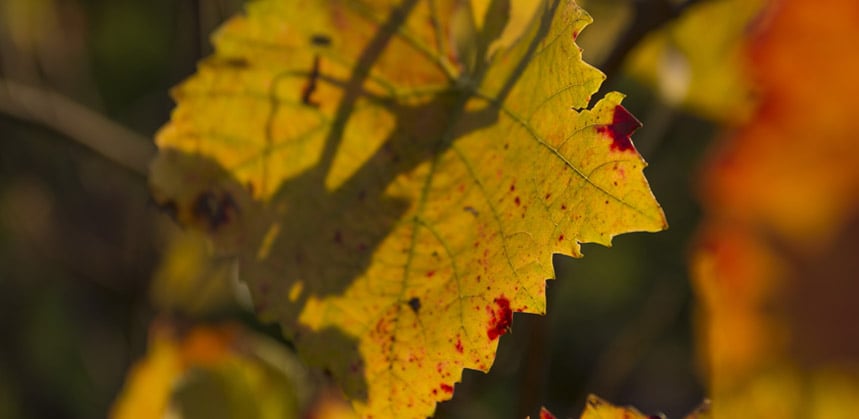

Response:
(149, 1), (666, 418)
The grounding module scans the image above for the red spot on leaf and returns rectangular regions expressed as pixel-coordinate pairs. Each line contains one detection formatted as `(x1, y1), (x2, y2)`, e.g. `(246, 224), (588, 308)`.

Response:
(558, 234), (565, 242)
(455, 338), (463, 353)
(487, 296), (513, 340)
(440, 384), (453, 394)
(426, 270), (435, 277)
(561, 204), (567, 210)
(509, 183), (516, 192)
(540, 407), (558, 419)
(514, 196), (521, 206)
(596, 105), (641, 152)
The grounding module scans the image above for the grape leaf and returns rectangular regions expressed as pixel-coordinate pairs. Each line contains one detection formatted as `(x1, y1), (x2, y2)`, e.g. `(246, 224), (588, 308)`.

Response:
(578, 395), (660, 419)
(149, 0), (666, 417)
(693, 0), (859, 415)
(535, 395), (660, 419)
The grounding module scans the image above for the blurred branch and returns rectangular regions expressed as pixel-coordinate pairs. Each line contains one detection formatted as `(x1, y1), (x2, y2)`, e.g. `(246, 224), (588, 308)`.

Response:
(595, 0), (711, 100)
(0, 78), (155, 176)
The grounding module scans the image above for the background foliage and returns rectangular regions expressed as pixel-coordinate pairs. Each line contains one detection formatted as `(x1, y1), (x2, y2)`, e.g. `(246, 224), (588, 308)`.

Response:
(4, 0), (852, 418)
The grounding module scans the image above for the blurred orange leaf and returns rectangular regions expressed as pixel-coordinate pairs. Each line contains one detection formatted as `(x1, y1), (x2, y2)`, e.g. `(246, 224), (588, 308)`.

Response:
(693, 0), (859, 416)
(149, 0), (666, 417)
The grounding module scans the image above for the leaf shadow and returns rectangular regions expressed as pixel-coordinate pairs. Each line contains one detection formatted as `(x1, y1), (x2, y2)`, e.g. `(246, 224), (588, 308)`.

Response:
(153, 0), (560, 406)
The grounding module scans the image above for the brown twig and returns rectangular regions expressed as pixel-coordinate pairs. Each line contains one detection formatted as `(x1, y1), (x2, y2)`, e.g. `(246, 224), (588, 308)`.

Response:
(0, 78), (155, 176)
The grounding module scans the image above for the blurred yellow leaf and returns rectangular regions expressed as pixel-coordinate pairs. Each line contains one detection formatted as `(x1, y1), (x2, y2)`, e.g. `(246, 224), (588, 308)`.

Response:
(111, 322), (308, 419)
(626, 0), (765, 122)
(110, 325), (183, 419)
(693, 0), (859, 416)
(149, 0), (666, 417)
(304, 389), (360, 419)
(0, 0), (56, 51)
(150, 229), (238, 314)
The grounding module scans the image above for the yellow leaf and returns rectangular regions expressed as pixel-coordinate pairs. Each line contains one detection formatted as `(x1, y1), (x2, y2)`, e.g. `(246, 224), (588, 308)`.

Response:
(150, 1), (666, 417)
(150, 229), (238, 314)
(111, 322), (308, 419)
(626, 0), (765, 122)
(543, 396), (709, 419)
(110, 324), (183, 419)
(578, 394), (659, 419)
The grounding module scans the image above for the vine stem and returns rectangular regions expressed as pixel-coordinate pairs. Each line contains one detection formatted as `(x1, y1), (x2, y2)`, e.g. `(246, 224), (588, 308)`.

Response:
(0, 78), (154, 177)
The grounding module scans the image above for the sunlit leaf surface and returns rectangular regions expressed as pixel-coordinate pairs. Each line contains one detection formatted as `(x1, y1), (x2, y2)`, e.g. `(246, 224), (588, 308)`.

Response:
(149, 1), (665, 416)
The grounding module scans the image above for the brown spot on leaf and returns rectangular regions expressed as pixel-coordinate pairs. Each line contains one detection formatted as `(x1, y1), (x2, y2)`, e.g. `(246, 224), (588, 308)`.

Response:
(156, 199), (178, 220)
(192, 190), (238, 230)
(214, 57), (250, 69)
(310, 34), (332, 46)
(408, 297), (420, 313)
